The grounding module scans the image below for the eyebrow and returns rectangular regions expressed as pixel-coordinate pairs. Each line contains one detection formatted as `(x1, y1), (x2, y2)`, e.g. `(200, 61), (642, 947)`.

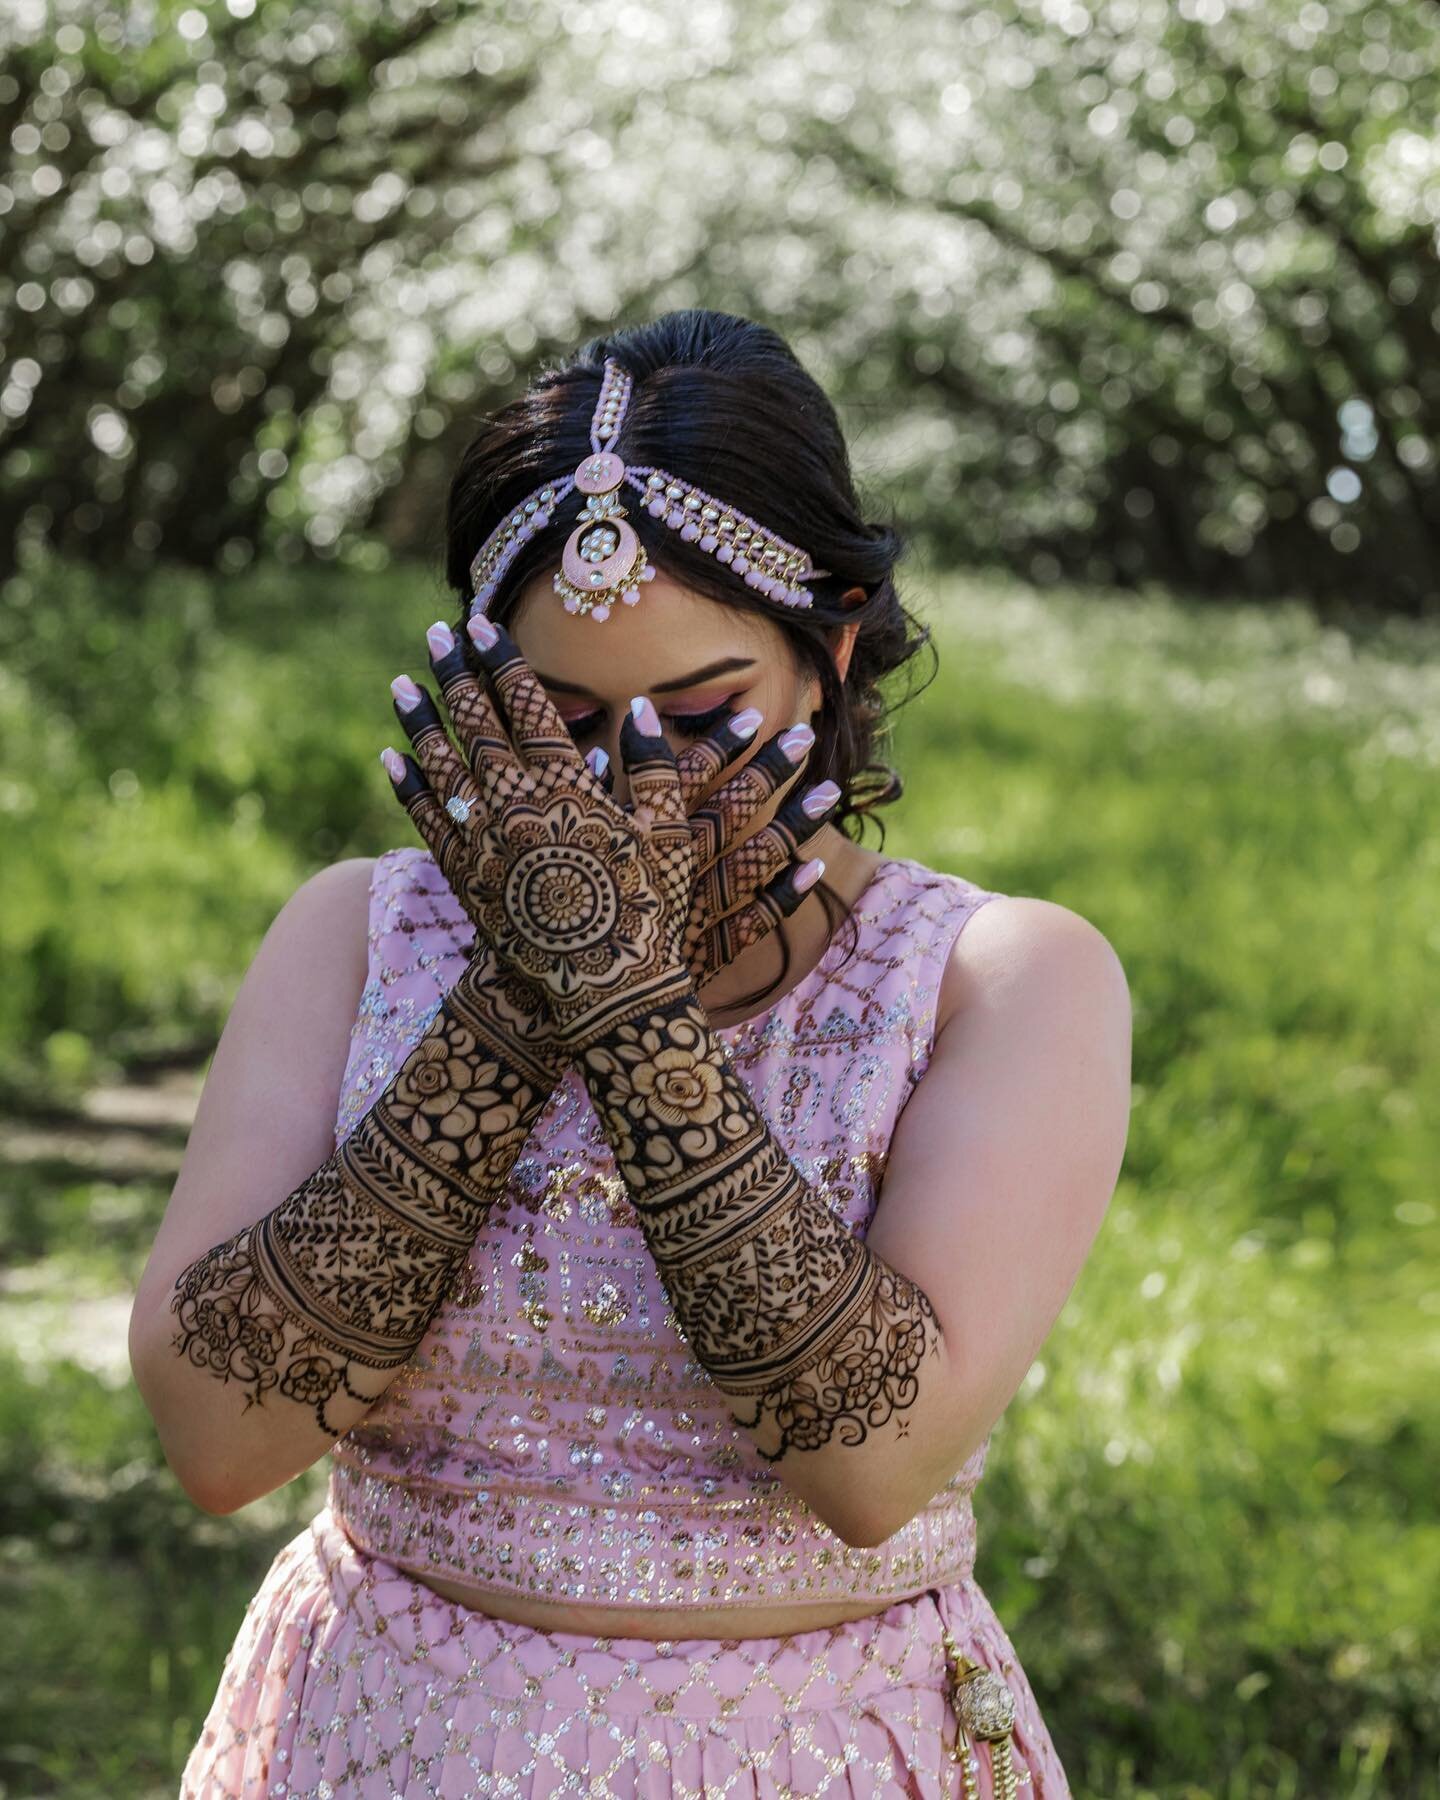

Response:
(532, 656), (758, 698)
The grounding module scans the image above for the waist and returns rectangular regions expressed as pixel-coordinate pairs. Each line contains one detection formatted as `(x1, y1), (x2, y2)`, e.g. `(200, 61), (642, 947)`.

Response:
(392, 1568), (941, 1640)
(327, 1457), (979, 1613)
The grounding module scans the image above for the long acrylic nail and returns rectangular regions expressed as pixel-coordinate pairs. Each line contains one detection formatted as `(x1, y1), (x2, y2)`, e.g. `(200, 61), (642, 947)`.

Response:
(379, 746), (406, 781)
(801, 779), (841, 819)
(778, 722), (815, 761)
(794, 857), (826, 892)
(630, 695), (662, 736)
(729, 707), (764, 740)
(585, 746), (610, 778)
(467, 613), (499, 650)
(391, 674), (423, 712)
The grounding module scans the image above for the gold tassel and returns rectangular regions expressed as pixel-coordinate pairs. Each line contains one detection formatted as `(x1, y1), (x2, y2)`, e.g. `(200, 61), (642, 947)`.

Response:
(940, 1626), (1029, 1798)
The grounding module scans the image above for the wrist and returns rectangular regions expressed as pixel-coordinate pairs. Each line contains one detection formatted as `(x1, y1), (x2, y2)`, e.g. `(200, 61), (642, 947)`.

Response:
(447, 955), (569, 1086)
(554, 960), (700, 1058)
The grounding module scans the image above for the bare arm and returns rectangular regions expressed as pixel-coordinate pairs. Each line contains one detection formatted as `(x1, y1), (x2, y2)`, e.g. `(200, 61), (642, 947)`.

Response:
(128, 857), (377, 1510)
(128, 855), (568, 1513)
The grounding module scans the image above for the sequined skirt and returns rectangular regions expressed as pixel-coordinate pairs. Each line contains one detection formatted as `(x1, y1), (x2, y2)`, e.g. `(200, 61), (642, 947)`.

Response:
(179, 1502), (1071, 1798)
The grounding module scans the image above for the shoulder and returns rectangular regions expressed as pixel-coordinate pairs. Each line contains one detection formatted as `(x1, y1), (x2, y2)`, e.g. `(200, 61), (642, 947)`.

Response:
(252, 855), (378, 996)
(933, 883), (1131, 1044)
(276, 853), (379, 935)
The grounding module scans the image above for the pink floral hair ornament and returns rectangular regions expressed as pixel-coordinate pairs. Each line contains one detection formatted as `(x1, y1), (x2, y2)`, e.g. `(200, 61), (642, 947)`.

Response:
(467, 357), (831, 623)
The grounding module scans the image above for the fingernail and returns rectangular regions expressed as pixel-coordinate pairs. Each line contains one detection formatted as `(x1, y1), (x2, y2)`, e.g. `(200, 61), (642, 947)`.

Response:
(467, 613), (498, 650)
(427, 620), (455, 658)
(630, 695), (662, 736)
(794, 857), (825, 893)
(779, 722), (815, 761)
(801, 779), (841, 819)
(729, 707), (764, 740)
(379, 746), (406, 781)
(585, 746), (610, 777)
(391, 674), (423, 712)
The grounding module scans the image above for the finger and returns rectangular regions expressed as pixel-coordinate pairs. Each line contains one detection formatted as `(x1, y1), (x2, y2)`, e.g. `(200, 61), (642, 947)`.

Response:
(585, 744), (614, 795)
(620, 696), (685, 830)
(688, 770), (836, 935)
(697, 856), (826, 980)
(379, 746), (468, 894)
(688, 724), (818, 865)
(426, 621), (512, 786)
(711, 778), (841, 900)
(466, 612), (583, 769)
(391, 674), (485, 826)
(673, 707), (765, 812)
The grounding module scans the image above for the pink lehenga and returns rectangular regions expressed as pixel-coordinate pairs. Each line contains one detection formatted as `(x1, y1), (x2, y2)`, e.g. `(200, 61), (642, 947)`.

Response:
(180, 848), (1072, 1798)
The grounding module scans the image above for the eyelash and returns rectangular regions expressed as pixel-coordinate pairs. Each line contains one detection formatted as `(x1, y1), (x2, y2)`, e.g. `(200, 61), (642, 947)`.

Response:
(561, 700), (736, 742)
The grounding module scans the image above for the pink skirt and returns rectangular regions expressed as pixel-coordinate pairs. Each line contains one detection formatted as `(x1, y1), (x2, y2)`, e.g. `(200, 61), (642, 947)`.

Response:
(180, 1503), (1071, 1798)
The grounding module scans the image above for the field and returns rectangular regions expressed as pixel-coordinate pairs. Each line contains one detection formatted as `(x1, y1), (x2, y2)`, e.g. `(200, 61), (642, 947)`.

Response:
(0, 553), (1433, 1798)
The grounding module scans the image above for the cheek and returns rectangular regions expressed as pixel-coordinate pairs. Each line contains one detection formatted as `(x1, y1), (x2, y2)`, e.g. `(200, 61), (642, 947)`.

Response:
(756, 670), (813, 732)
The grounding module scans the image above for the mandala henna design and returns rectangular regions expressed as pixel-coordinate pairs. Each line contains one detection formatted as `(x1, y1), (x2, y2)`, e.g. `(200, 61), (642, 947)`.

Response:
(572, 981), (945, 1464)
(168, 954), (568, 1437)
(404, 621), (839, 993)
(428, 623), (931, 1463)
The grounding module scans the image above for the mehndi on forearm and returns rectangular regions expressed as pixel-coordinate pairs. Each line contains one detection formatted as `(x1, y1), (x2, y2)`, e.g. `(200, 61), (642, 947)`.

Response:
(169, 959), (565, 1437)
(569, 965), (944, 1464)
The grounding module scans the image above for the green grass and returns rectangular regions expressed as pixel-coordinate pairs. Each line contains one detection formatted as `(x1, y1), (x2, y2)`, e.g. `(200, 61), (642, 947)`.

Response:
(0, 551), (1433, 1797)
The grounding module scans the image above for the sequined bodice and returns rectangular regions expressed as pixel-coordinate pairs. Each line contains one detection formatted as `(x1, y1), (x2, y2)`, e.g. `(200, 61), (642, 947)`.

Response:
(326, 847), (1000, 1609)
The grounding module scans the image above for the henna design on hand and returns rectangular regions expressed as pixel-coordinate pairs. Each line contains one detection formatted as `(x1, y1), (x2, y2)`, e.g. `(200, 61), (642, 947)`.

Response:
(168, 962), (551, 1436)
(168, 618), (839, 1438)
(446, 617), (829, 1044)
(576, 986), (943, 1462)
(444, 622), (938, 1464)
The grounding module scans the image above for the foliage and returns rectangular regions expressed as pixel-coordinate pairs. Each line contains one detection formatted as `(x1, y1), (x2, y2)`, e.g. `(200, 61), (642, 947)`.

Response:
(0, 554), (1433, 1797)
(4, 3), (1440, 607)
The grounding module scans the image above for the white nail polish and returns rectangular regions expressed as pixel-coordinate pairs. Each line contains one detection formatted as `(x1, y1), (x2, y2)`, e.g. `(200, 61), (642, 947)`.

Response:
(427, 621), (455, 657)
(794, 857), (826, 893)
(391, 674), (423, 712)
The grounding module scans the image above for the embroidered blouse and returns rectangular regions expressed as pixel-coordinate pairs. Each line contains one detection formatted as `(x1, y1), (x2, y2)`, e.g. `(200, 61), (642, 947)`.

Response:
(326, 846), (1000, 1609)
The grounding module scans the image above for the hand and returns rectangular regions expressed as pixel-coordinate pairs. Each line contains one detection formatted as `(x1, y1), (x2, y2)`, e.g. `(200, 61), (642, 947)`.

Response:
(384, 620), (838, 1020)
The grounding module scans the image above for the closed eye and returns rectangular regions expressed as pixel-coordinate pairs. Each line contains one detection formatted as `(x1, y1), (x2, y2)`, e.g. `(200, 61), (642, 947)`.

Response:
(558, 699), (742, 743)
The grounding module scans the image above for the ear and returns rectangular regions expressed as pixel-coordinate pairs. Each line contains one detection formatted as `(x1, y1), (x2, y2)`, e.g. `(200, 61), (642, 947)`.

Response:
(829, 586), (866, 684)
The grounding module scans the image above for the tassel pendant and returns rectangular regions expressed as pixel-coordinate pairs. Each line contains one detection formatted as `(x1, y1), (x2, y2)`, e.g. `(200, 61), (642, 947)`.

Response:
(940, 1626), (1029, 1798)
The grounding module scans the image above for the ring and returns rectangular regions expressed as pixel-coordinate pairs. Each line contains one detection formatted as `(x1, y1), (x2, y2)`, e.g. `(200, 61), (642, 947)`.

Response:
(445, 795), (473, 824)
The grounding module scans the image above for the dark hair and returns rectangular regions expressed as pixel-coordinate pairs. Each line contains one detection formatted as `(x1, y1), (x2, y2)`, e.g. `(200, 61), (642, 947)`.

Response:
(440, 309), (935, 1011)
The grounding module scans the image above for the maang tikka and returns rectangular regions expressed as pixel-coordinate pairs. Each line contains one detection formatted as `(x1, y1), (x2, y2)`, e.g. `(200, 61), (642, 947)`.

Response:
(467, 357), (831, 623)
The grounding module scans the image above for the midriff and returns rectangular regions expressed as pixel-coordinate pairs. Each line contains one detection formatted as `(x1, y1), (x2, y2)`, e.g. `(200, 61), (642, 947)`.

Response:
(400, 1568), (914, 1640)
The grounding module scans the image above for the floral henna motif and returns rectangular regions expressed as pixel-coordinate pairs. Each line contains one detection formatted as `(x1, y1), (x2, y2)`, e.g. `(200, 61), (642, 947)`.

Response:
(459, 791), (677, 1006)
(169, 961), (568, 1437)
(575, 990), (943, 1463)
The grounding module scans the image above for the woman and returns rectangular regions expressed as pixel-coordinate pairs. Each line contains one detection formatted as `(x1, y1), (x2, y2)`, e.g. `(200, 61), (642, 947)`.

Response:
(130, 310), (1132, 1797)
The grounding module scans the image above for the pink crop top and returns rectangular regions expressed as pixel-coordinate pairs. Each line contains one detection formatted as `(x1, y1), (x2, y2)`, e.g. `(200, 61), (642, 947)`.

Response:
(326, 846), (1001, 1610)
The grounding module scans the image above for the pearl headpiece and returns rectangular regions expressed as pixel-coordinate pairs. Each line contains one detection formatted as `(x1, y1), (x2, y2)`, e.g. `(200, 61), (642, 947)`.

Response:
(467, 357), (831, 623)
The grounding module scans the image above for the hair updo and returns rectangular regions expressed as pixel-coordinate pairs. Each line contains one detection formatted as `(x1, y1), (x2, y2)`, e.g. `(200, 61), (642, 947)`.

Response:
(439, 308), (936, 1004)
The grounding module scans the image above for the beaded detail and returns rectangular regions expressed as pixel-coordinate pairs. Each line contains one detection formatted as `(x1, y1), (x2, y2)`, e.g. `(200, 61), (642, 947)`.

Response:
(327, 847), (1000, 1611)
(467, 355), (830, 622)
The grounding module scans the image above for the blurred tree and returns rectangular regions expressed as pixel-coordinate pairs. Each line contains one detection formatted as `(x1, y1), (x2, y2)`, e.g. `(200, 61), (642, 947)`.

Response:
(2, 0), (1437, 613)
(780, 0), (1440, 613)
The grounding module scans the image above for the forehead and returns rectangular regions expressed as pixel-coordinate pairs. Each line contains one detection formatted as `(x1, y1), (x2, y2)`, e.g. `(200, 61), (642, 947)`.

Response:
(509, 567), (784, 691)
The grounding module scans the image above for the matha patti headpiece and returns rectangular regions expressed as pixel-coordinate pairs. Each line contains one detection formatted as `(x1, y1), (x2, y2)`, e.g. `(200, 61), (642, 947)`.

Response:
(468, 357), (831, 623)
